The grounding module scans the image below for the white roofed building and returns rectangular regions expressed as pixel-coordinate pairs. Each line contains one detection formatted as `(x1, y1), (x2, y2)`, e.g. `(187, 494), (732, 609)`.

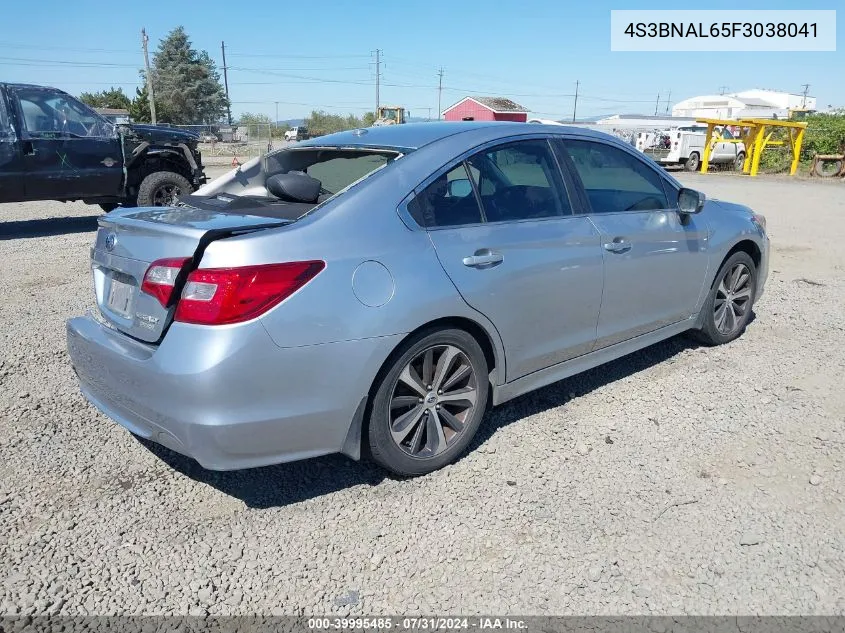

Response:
(672, 89), (816, 120)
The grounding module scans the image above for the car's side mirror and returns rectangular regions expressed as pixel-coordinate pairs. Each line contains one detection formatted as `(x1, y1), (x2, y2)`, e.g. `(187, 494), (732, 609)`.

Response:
(678, 187), (705, 214)
(447, 178), (472, 198)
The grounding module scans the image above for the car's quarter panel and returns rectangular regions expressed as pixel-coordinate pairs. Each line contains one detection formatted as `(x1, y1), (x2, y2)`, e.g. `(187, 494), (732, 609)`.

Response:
(427, 219), (603, 381)
(92, 210), (286, 343)
(588, 210), (710, 348)
(67, 314), (402, 470)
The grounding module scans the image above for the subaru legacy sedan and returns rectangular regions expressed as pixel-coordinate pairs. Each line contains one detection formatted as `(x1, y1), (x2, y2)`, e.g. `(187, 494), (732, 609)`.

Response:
(67, 122), (768, 476)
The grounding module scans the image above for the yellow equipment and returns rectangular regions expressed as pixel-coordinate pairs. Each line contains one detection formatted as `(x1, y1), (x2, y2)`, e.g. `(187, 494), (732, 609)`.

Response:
(697, 117), (808, 176)
(374, 106), (407, 126)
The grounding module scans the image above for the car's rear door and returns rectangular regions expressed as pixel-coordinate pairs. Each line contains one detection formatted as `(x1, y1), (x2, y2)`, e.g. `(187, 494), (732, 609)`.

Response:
(9, 86), (122, 200)
(557, 137), (710, 349)
(410, 137), (604, 382)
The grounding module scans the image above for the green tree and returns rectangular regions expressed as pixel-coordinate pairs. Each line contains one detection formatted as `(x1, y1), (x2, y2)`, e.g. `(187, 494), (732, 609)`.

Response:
(128, 84), (170, 123)
(303, 110), (371, 137)
(150, 26), (228, 124)
(802, 113), (845, 158)
(79, 87), (131, 109)
(361, 111), (376, 127)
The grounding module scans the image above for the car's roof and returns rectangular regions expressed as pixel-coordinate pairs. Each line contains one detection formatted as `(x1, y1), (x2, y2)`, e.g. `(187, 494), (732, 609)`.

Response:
(297, 121), (625, 151)
(0, 82), (64, 92)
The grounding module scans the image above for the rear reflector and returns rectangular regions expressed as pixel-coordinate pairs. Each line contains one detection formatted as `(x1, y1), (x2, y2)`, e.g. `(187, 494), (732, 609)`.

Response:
(141, 257), (191, 307)
(174, 261), (325, 325)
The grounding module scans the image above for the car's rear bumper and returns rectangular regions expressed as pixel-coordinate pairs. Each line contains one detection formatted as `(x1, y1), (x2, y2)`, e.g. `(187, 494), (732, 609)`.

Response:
(67, 314), (400, 470)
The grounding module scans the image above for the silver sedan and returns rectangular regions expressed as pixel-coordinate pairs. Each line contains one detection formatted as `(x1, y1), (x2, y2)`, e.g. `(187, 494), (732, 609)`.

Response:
(67, 122), (768, 476)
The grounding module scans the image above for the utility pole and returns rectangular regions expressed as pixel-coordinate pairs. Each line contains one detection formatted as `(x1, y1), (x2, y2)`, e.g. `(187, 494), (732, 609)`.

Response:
(718, 85), (729, 95)
(141, 28), (157, 125)
(374, 49), (381, 117)
(801, 83), (810, 108)
(437, 67), (444, 120)
(572, 80), (579, 123)
(221, 41), (232, 125)
(665, 89), (671, 114)
(654, 93), (660, 116)
(427, 107), (432, 121)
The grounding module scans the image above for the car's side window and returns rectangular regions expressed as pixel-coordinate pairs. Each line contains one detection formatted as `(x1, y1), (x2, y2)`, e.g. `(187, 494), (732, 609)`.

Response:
(564, 139), (669, 213)
(14, 89), (113, 139)
(466, 139), (570, 221)
(407, 163), (484, 228)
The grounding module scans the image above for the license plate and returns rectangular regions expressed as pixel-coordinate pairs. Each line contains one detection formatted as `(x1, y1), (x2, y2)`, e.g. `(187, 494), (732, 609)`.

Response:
(106, 278), (134, 318)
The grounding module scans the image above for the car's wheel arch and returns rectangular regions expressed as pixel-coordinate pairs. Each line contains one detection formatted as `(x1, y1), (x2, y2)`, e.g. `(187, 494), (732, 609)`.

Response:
(339, 314), (505, 462)
(694, 238), (762, 329)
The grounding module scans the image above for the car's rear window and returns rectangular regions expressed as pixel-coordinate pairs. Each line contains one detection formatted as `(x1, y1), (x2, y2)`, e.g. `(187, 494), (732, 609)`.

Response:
(264, 148), (399, 196)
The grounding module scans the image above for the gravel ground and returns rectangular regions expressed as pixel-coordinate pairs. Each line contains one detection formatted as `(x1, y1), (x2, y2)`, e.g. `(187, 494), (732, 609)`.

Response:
(1, 171), (843, 616)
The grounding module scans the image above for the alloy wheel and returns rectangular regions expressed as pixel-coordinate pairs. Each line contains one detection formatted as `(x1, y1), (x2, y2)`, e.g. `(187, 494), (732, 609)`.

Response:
(388, 344), (478, 458)
(714, 263), (752, 335)
(153, 184), (182, 206)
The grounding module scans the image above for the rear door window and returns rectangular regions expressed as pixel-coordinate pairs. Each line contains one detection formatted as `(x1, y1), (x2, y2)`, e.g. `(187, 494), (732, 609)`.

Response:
(563, 139), (669, 213)
(466, 139), (570, 222)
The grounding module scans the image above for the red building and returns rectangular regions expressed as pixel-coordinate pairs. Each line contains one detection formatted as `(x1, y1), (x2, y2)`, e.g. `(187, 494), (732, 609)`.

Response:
(441, 96), (529, 122)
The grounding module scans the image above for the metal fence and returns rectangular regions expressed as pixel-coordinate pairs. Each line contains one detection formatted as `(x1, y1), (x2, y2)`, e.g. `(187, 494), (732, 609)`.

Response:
(167, 123), (288, 163)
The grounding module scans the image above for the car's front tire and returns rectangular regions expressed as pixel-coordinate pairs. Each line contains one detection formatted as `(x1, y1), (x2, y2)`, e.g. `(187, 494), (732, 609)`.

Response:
(692, 251), (756, 346)
(136, 171), (193, 207)
(367, 328), (489, 476)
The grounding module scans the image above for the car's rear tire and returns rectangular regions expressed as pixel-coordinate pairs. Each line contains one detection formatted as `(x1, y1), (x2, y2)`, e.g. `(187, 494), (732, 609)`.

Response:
(691, 251), (756, 346)
(685, 152), (701, 172)
(734, 152), (746, 171)
(367, 328), (489, 477)
(136, 171), (193, 207)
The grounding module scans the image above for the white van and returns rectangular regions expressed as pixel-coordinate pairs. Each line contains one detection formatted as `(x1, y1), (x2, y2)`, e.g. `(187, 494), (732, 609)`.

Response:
(637, 126), (746, 171)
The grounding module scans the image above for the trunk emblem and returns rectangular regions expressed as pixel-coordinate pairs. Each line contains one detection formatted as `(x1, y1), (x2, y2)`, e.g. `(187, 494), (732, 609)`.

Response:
(101, 157), (117, 167)
(104, 232), (117, 251)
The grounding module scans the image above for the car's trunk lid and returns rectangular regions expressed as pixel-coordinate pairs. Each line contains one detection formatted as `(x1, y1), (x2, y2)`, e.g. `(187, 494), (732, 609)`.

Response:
(92, 207), (288, 343)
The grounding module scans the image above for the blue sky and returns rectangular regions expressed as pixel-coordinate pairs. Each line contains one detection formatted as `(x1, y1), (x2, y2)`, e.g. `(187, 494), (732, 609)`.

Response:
(0, 0), (841, 121)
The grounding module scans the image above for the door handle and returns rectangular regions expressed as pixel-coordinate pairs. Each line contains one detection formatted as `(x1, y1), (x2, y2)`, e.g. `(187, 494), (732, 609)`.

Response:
(462, 249), (503, 268)
(603, 239), (632, 254)
(22, 141), (37, 156)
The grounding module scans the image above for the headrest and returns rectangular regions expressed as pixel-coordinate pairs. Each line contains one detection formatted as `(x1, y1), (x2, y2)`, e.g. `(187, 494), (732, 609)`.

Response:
(266, 171), (322, 203)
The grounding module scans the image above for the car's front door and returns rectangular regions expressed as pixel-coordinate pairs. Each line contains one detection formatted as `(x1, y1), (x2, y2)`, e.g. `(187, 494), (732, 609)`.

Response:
(0, 89), (25, 203)
(410, 138), (604, 381)
(10, 86), (122, 200)
(559, 138), (710, 349)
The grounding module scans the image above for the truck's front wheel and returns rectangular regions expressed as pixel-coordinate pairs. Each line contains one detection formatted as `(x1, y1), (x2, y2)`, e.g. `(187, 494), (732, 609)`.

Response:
(136, 171), (193, 207)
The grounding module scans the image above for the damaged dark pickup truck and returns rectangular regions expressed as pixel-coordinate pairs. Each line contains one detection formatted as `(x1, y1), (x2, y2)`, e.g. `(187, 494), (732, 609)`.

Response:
(0, 83), (206, 211)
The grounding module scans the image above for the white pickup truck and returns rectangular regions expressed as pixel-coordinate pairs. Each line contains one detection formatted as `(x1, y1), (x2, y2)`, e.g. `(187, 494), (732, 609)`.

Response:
(636, 126), (746, 171)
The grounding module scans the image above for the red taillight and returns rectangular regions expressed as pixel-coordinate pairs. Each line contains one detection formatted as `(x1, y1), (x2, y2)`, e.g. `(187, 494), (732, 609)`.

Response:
(174, 261), (325, 325)
(141, 257), (191, 307)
